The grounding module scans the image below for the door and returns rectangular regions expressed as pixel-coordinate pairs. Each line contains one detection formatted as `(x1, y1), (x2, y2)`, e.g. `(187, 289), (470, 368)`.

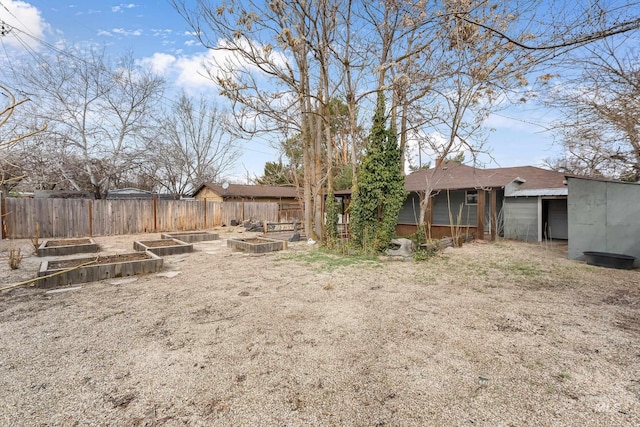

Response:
(545, 199), (568, 240)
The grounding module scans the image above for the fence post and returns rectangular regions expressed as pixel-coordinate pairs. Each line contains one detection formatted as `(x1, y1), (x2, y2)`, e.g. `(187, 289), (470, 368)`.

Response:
(203, 198), (207, 229)
(153, 195), (158, 232)
(88, 200), (93, 237)
(0, 191), (4, 239)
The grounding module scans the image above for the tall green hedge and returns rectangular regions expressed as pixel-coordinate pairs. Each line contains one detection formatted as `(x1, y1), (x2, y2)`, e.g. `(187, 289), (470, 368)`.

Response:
(350, 93), (406, 252)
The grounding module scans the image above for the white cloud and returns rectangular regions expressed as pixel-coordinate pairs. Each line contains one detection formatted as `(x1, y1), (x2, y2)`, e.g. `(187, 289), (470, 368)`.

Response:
(138, 38), (292, 105)
(137, 50), (220, 99)
(111, 28), (143, 36)
(97, 29), (113, 37)
(74, 9), (102, 16)
(112, 3), (137, 13)
(151, 29), (173, 38)
(1, 0), (50, 49)
(174, 52), (220, 90)
(138, 52), (176, 74)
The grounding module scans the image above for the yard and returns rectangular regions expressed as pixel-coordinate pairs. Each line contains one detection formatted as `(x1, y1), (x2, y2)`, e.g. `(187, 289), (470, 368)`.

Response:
(0, 230), (638, 426)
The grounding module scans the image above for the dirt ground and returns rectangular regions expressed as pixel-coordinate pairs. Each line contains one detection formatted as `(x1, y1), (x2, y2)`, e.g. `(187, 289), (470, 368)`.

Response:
(0, 228), (638, 426)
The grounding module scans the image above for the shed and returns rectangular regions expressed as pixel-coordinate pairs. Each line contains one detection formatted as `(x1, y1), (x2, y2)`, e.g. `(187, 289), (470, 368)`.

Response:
(192, 183), (298, 203)
(192, 183), (302, 220)
(567, 176), (640, 267)
(503, 185), (568, 242)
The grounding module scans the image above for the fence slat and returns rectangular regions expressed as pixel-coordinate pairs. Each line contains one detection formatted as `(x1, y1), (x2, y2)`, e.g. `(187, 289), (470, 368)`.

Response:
(3, 198), (281, 239)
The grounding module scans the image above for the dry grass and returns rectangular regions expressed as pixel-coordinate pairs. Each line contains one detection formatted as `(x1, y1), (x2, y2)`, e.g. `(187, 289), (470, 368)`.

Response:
(0, 231), (638, 426)
(6, 248), (23, 270)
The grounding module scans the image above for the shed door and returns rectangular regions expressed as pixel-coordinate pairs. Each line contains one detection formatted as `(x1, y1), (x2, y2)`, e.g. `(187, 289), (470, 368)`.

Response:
(546, 199), (568, 239)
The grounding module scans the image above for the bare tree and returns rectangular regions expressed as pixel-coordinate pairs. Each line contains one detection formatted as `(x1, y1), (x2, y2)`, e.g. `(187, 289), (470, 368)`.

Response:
(545, 34), (640, 181)
(147, 93), (241, 197)
(173, 0), (640, 243)
(0, 84), (47, 195)
(386, 1), (542, 234)
(16, 50), (165, 198)
(399, 0), (640, 233)
(173, 0), (344, 239)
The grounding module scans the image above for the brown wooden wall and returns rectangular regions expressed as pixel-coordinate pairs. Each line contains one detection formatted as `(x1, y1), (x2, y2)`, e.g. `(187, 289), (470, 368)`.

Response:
(193, 187), (223, 202)
(2, 198), (280, 239)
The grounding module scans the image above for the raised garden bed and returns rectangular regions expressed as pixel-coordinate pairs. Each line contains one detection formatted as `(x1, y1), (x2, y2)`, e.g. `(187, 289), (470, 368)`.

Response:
(160, 231), (219, 243)
(37, 238), (99, 257)
(37, 252), (163, 288)
(583, 251), (636, 270)
(227, 237), (287, 253)
(134, 238), (193, 256)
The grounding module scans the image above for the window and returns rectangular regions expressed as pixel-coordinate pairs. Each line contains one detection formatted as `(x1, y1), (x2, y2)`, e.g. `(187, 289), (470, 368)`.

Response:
(465, 190), (478, 205)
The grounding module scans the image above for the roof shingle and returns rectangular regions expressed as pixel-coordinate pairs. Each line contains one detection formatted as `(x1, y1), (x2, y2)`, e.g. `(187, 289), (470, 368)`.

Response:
(405, 163), (566, 192)
(198, 183), (298, 198)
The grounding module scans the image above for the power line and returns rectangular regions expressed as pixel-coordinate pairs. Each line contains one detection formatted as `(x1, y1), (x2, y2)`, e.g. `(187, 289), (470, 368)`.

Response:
(490, 111), (554, 132)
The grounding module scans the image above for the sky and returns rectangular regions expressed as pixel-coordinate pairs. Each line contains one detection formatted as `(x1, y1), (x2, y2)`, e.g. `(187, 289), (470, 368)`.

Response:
(0, 0), (565, 182)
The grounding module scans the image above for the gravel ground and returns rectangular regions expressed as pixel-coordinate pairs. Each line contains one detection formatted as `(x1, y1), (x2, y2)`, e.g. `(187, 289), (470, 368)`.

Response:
(0, 229), (639, 426)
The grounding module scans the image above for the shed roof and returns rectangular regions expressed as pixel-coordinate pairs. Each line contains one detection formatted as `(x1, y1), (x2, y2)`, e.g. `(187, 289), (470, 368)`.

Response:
(195, 183), (298, 199)
(566, 175), (640, 185)
(509, 188), (568, 197)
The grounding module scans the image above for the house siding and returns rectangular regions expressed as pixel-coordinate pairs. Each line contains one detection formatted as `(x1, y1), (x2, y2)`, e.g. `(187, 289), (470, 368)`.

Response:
(398, 190), (480, 226)
(397, 193), (421, 224)
(432, 190), (477, 226)
(503, 197), (538, 242)
(194, 187), (223, 202)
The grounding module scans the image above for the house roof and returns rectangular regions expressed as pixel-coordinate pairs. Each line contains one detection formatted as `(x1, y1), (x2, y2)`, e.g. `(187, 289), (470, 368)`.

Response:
(107, 188), (176, 199)
(109, 187), (153, 193)
(194, 183), (298, 199)
(405, 163), (567, 193)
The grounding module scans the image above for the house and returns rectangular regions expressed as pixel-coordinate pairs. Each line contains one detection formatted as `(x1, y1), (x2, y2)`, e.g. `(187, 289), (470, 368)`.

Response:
(400, 162), (568, 241)
(566, 176), (640, 267)
(192, 183), (301, 220)
(193, 183), (298, 202)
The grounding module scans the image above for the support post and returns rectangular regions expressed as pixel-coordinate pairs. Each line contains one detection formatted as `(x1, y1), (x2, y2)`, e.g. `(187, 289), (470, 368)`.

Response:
(476, 190), (485, 240)
(203, 198), (207, 229)
(0, 191), (5, 239)
(426, 194), (434, 239)
(153, 195), (158, 232)
(88, 200), (93, 237)
(490, 189), (497, 241)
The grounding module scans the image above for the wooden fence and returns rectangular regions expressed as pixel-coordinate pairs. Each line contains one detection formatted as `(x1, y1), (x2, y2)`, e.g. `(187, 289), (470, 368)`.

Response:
(1, 198), (280, 239)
